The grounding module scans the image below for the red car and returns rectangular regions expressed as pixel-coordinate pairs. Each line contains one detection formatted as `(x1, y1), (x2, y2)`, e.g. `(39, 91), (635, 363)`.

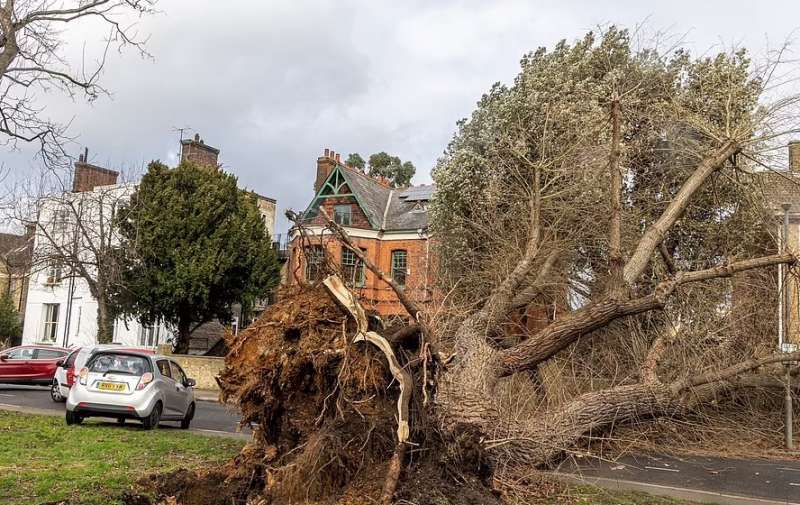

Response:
(0, 345), (70, 385)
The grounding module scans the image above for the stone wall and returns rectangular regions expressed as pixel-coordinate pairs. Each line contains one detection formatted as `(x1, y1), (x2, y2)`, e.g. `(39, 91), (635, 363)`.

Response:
(158, 344), (224, 391)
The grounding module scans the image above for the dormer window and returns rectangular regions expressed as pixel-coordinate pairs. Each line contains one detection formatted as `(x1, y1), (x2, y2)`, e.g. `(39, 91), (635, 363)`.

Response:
(334, 205), (352, 226)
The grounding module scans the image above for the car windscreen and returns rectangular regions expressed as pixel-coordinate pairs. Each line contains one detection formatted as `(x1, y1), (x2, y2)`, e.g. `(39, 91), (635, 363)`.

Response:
(86, 353), (152, 376)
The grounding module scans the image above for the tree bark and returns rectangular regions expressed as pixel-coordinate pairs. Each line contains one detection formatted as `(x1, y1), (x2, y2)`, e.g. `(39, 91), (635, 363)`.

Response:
(496, 252), (795, 376)
(174, 317), (192, 354)
(622, 140), (739, 286)
(485, 351), (800, 468)
(95, 298), (114, 344)
(608, 95), (624, 294)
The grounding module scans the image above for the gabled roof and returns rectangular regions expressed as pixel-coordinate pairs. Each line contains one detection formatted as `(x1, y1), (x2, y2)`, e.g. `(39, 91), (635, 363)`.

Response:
(306, 163), (435, 232)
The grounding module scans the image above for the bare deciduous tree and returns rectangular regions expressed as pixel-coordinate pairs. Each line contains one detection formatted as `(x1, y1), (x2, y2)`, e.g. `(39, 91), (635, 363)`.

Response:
(13, 164), (135, 343)
(0, 0), (156, 165)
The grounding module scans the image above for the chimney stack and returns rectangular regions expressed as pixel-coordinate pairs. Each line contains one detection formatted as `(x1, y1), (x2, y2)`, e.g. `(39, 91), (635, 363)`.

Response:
(72, 148), (119, 192)
(180, 133), (220, 168)
(314, 147), (337, 193)
(790, 141), (800, 172)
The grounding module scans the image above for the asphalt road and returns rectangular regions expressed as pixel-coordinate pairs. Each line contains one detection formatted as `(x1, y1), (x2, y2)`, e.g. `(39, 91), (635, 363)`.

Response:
(0, 384), (251, 439)
(558, 452), (800, 504)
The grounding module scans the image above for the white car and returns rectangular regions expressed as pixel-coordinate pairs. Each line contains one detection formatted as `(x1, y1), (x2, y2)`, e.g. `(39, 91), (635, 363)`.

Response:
(65, 350), (196, 430)
(51, 345), (157, 403)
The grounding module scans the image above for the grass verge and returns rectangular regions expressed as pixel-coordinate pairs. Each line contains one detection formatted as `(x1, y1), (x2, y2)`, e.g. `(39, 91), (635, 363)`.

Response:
(0, 410), (244, 505)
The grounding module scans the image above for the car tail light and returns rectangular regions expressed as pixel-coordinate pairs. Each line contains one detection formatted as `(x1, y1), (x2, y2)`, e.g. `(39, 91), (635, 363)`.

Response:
(136, 372), (153, 391)
(78, 367), (88, 385)
(66, 367), (75, 387)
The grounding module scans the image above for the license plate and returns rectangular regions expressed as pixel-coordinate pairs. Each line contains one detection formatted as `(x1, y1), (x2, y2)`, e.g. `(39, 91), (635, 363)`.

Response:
(97, 382), (126, 392)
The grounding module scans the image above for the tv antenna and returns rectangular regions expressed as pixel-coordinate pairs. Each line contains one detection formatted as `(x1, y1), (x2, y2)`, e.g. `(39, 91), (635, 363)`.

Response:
(172, 126), (193, 160)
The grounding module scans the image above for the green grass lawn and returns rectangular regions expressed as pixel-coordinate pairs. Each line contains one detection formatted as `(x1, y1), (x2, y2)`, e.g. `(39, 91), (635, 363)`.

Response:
(0, 410), (244, 505)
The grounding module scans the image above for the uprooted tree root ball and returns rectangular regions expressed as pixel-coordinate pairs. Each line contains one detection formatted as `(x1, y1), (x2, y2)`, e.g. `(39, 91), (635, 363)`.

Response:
(139, 284), (499, 505)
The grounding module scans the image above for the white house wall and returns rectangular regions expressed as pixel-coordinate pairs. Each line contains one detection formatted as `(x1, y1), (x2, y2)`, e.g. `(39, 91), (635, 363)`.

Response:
(22, 183), (169, 349)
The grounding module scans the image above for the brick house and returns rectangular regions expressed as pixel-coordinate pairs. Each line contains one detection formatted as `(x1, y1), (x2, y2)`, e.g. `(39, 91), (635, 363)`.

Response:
(759, 141), (800, 352)
(288, 149), (434, 317)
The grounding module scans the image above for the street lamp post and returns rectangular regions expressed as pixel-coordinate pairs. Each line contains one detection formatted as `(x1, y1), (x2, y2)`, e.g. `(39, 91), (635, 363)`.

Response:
(781, 203), (794, 450)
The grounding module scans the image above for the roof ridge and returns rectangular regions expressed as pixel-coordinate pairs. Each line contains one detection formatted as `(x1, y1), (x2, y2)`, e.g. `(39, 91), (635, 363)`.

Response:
(381, 189), (394, 230)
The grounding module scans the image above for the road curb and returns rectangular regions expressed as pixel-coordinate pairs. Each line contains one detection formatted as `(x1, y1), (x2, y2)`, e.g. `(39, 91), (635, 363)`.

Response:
(0, 403), (249, 441)
(552, 472), (800, 505)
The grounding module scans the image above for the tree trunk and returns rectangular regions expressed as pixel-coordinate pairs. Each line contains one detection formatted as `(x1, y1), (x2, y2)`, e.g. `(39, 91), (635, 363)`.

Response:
(174, 317), (192, 354)
(96, 299), (114, 344)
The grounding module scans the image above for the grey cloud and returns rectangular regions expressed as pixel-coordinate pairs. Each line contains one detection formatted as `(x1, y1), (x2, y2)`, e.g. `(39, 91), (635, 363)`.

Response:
(2, 0), (799, 234)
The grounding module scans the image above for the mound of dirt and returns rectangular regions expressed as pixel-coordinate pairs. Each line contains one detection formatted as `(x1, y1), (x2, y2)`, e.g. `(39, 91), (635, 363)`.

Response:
(137, 283), (500, 504)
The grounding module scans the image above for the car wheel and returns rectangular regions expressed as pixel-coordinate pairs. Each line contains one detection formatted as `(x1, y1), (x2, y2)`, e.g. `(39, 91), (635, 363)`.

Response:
(65, 410), (82, 426)
(50, 381), (64, 403)
(180, 403), (195, 430)
(142, 402), (161, 430)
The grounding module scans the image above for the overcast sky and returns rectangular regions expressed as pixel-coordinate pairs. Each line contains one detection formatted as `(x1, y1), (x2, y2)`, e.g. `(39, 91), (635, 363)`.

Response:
(3, 0), (800, 235)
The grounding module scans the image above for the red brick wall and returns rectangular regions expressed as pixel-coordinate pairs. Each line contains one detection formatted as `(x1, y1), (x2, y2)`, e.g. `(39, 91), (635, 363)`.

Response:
(72, 163), (119, 192)
(181, 136), (219, 168)
(308, 198), (372, 230)
(288, 234), (433, 317)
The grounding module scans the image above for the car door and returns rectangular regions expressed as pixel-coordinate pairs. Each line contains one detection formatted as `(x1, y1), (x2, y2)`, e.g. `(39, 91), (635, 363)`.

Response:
(0, 347), (35, 380)
(169, 361), (192, 416)
(155, 359), (182, 417)
(32, 349), (68, 381)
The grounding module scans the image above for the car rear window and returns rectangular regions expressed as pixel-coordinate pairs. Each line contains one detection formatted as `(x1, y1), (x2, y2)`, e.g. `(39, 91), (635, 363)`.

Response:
(87, 353), (152, 376)
(65, 349), (80, 367)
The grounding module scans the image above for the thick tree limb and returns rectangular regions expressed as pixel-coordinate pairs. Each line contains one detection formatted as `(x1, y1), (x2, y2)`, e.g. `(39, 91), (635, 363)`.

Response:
(641, 323), (682, 384)
(492, 351), (800, 467)
(508, 249), (560, 312)
(608, 95), (624, 293)
(497, 252), (795, 376)
(622, 140), (740, 286)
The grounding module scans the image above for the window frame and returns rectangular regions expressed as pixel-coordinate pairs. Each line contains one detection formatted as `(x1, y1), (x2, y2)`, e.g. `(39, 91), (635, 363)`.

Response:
(333, 204), (352, 226)
(156, 359), (173, 380)
(391, 250), (408, 288)
(170, 361), (188, 385)
(304, 245), (324, 282)
(41, 303), (60, 343)
(44, 262), (63, 286)
(341, 247), (366, 288)
(7, 347), (34, 360)
(33, 349), (67, 360)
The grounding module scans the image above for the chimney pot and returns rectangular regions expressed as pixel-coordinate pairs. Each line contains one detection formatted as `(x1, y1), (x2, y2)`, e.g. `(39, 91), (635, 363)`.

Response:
(194, 133), (200, 141)
(335, 153), (341, 163)
(324, 148), (330, 157)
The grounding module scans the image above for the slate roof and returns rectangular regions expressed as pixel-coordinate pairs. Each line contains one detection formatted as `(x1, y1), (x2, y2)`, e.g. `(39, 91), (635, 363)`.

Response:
(341, 167), (392, 228)
(338, 167), (435, 231)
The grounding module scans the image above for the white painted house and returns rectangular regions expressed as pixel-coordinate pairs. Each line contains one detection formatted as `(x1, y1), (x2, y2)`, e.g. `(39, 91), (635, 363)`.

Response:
(22, 134), (277, 350)
(21, 159), (169, 348)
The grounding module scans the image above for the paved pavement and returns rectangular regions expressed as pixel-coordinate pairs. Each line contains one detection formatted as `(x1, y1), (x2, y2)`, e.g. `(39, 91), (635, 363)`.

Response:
(0, 384), (251, 439)
(556, 453), (800, 505)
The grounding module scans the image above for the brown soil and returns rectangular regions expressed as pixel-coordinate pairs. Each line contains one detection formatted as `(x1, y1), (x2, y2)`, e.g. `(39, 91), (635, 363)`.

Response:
(137, 284), (499, 505)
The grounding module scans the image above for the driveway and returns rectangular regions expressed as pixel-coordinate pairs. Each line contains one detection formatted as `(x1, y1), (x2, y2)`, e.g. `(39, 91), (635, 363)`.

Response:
(0, 384), (250, 439)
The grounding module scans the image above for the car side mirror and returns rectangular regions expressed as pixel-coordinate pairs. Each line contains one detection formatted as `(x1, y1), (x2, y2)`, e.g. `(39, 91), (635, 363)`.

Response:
(184, 378), (196, 388)
(56, 359), (64, 366)
(0, 354), (7, 361)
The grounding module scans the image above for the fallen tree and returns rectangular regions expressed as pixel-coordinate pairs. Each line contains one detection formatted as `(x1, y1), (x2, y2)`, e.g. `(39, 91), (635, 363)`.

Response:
(151, 28), (800, 505)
